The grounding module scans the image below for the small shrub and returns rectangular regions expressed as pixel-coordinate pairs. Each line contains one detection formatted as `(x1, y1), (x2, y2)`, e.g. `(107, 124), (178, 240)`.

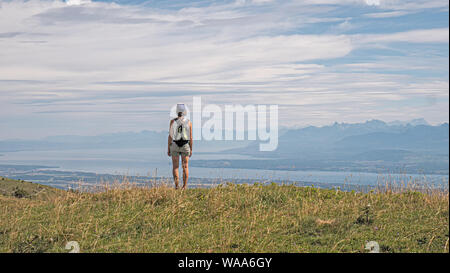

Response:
(13, 187), (29, 198)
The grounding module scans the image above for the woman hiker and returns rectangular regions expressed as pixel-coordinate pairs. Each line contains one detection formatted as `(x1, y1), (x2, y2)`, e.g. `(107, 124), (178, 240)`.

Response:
(167, 103), (193, 189)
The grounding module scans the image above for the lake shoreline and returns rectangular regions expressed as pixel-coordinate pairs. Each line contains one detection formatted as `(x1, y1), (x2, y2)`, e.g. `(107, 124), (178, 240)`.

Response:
(0, 164), (448, 193)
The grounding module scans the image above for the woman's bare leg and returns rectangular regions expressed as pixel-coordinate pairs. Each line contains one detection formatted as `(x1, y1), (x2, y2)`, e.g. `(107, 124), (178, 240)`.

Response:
(171, 155), (180, 189)
(181, 155), (189, 189)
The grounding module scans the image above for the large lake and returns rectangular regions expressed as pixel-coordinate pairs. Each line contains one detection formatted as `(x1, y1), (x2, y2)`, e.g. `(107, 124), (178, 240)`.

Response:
(0, 148), (448, 188)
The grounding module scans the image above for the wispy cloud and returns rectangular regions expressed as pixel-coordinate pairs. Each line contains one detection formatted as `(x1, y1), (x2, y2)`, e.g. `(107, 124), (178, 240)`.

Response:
(363, 11), (411, 18)
(354, 28), (449, 44)
(0, 0), (448, 138)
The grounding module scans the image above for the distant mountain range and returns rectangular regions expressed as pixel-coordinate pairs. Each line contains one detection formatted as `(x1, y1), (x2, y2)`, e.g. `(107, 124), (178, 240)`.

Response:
(0, 131), (164, 152)
(196, 119), (449, 174)
(225, 119), (448, 156)
(387, 118), (430, 126)
(0, 119), (448, 174)
(0, 130), (250, 153)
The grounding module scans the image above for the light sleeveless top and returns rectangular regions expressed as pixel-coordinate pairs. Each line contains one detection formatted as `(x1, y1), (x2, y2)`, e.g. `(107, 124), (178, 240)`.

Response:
(170, 117), (190, 141)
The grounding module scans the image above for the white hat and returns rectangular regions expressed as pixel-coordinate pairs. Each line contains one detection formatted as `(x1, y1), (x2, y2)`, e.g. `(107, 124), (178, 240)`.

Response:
(176, 103), (186, 115)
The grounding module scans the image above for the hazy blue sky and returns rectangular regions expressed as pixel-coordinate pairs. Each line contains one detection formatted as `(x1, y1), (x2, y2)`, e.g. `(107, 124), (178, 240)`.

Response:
(0, 0), (448, 139)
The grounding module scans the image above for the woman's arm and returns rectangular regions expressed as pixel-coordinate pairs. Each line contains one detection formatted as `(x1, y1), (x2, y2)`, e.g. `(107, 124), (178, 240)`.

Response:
(189, 121), (193, 157)
(168, 119), (174, 156)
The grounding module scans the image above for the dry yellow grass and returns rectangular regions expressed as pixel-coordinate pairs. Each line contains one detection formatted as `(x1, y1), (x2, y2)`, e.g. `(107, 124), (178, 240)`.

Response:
(0, 178), (448, 253)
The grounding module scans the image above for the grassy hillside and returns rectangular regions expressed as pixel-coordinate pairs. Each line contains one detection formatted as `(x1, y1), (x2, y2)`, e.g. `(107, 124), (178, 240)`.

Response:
(0, 176), (63, 200)
(0, 178), (448, 253)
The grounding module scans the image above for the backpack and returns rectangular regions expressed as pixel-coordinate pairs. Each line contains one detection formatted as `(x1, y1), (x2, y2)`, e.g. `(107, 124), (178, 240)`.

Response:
(171, 117), (190, 147)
